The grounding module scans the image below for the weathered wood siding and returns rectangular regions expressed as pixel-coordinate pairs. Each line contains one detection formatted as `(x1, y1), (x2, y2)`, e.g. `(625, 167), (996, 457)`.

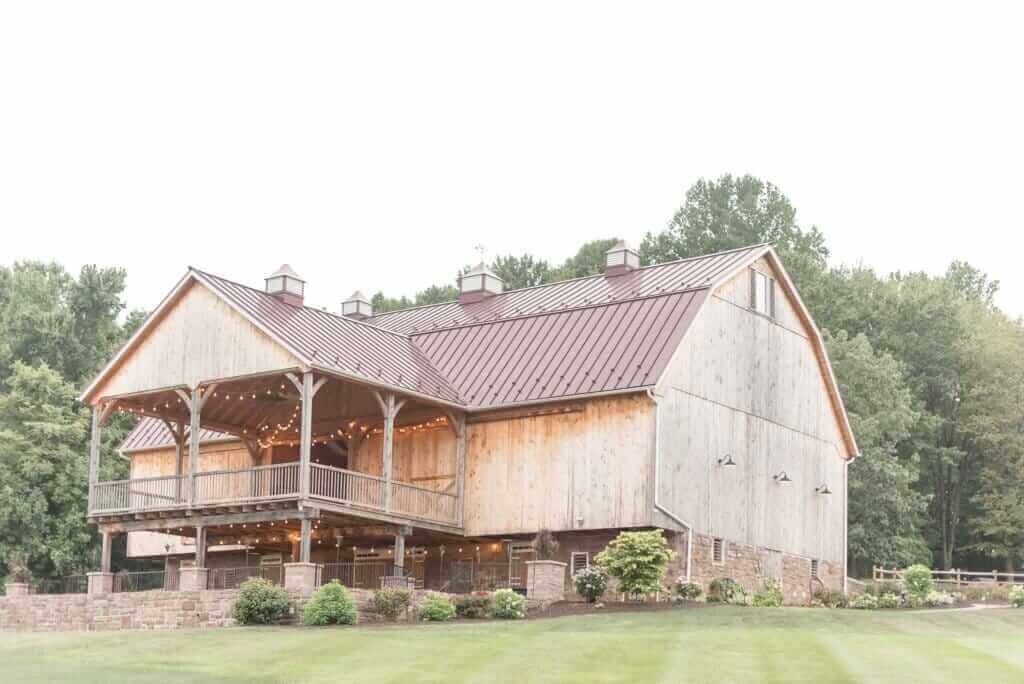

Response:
(126, 441), (254, 557)
(350, 426), (456, 491)
(656, 260), (848, 565)
(95, 282), (300, 399)
(463, 394), (654, 537)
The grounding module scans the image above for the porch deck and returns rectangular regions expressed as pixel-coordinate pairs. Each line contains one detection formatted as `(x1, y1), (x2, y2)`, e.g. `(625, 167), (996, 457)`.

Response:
(88, 462), (459, 528)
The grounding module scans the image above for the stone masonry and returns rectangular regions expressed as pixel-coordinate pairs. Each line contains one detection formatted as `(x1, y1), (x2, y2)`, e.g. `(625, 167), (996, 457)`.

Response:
(525, 560), (567, 601)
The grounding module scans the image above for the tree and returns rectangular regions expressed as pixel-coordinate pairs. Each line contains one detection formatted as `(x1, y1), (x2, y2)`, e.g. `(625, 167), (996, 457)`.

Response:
(825, 330), (930, 572)
(491, 254), (554, 290)
(553, 238), (620, 281)
(595, 530), (674, 597)
(639, 175), (828, 292)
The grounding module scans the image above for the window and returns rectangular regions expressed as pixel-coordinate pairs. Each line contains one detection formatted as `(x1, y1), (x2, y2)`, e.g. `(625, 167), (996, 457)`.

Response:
(712, 537), (725, 565)
(810, 559), (820, 579)
(750, 269), (775, 318)
(571, 552), (589, 575)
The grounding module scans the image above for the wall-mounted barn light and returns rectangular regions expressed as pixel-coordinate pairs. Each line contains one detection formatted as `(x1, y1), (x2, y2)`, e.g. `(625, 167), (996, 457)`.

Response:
(716, 455), (737, 468)
(773, 471), (792, 485)
(815, 484), (832, 495)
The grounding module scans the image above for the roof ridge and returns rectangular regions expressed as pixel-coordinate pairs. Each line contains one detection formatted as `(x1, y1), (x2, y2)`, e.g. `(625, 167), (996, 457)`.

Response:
(406, 286), (712, 336)
(189, 267), (416, 342)
(369, 242), (771, 321)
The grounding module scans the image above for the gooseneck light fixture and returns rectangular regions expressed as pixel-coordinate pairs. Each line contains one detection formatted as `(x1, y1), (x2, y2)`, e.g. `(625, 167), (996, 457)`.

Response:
(716, 455), (737, 468)
(815, 483), (832, 495)
(773, 471), (792, 485)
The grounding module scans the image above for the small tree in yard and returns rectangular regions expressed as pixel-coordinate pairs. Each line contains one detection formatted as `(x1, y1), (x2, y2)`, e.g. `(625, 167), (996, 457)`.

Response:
(595, 530), (675, 598)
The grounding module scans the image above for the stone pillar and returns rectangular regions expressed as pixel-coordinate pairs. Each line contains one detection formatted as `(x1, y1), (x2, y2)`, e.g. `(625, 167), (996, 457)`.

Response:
(87, 572), (114, 595)
(4, 582), (30, 597)
(284, 562), (318, 597)
(179, 566), (209, 591)
(526, 560), (567, 602)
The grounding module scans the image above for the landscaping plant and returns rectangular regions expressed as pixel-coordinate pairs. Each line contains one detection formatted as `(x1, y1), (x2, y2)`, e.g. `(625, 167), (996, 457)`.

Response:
(491, 588), (526, 619)
(877, 592), (901, 608)
(372, 587), (412, 620)
(303, 581), (358, 626)
(532, 529), (559, 560)
(1009, 585), (1024, 608)
(232, 577), (291, 625)
(812, 587), (847, 608)
(708, 578), (747, 605)
(418, 593), (456, 621)
(849, 592), (878, 610)
(751, 578), (783, 607)
(573, 566), (608, 603)
(674, 579), (703, 601)
(902, 564), (933, 600)
(454, 593), (493, 618)
(595, 530), (675, 598)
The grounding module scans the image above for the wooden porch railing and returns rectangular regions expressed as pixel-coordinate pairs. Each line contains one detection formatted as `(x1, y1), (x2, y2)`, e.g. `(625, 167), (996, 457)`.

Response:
(90, 462), (459, 527)
(193, 462), (300, 505)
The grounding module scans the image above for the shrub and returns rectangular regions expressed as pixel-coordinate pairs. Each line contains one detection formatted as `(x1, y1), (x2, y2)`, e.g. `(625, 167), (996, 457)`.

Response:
(812, 587), (847, 608)
(232, 577), (290, 625)
(864, 580), (902, 598)
(903, 564), (933, 599)
(1009, 585), (1024, 608)
(491, 588), (526, 619)
(454, 593), (493, 618)
(532, 529), (560, 560)
(877, 592), (901, 609)
(574, 566), (608, 603)
(595, 530), (675, 598)
(961, 584), (1012, 603)
(751, 578), (783, 608)
(923, 590), (956, 608)
(303, 581), (358, 626)
(418, 593), (456, 621)
(708, 578), (747, 605)
(849, 592), (878, 610)
(675, 578), (703, 601)
(5, 552), (30, 583)
(372, 587), (412, 620)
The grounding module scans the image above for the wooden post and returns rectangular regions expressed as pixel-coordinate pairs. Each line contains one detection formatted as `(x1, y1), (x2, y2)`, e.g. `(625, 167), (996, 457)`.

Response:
(195, 526), (207, 568)
(445, 410), (467, 527)
(162, 418), (187, 503)
(373, 391), (406, 513)
(178, 385), (215, 507)
(100, 530), (112, 573)
(88, 407), (102, 511)
(394, 530), (406, 576)
(286, 372), (327, 501)
(300, 518), (312, 563)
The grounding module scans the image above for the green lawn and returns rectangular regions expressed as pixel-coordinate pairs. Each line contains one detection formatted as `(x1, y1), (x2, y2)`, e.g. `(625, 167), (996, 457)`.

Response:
(3, 606), (1024, 683)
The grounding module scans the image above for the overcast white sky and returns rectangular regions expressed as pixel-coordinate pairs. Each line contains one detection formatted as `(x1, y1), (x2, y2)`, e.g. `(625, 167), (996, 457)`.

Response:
(1, 2), (1021, 317)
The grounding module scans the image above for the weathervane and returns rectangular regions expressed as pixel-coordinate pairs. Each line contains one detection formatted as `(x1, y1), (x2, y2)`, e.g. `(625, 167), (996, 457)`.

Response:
(473, 244), (486, 264)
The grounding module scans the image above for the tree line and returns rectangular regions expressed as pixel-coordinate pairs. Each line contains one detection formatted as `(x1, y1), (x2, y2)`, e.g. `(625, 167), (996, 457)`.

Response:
(2, 174), (1022, 581)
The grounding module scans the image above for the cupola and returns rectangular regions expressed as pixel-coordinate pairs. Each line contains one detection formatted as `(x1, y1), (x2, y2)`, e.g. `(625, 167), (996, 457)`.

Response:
(341, 290), (373, 320)
(458, 263), (503, 305)
(604, 240), (640, 277)
(264, 264), (305, 306)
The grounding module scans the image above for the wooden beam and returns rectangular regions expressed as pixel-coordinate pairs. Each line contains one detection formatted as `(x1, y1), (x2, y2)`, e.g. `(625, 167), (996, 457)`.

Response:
(300, 518), (312, 563)
(195, 525), (207, 567)
(100, 530), (112, 573)
(299, 372), (314, 498)
(187, 387), (201, 505)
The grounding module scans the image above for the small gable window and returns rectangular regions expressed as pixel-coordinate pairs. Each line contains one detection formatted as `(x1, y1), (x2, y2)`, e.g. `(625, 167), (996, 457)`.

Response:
(750, 269), (775, 318)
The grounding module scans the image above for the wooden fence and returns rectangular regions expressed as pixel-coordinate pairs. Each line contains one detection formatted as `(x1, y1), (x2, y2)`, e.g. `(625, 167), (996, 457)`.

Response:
(873, 566), (1024, 586)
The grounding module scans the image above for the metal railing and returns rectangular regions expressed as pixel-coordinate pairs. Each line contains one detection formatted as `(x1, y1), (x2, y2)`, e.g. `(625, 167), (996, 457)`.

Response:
(89, 474), (184, 514)
(194, 463), (299, 505)
(316, 562), (405, 589)
(32, 575), (88, 595)
(112, 570), (171, 593)
(207, 565), (284, 589)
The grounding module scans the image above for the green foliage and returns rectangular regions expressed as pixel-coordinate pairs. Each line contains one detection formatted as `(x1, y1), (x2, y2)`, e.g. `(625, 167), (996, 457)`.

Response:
(877, 593), (901, 609)
(923, 591), (957, 607)
(4, 550), (30, 583)
(595, 530), (675, 598)
(573, 566), (608, 603)
(552, 238), (621, 280)
(232, 578), (290, 625)
(491, 254), (554, 290)
(532, 529), (559, 561)
(674, 579), (703, 601)
(453, 594), (492, 618)
(751, 578), (783, 607)
(707, 578), (747, 605)
(371, 587), (412, 620)
(491, 588), (526, 619)
(303, 581), (358, 626)
(812, 587), (847, 608)
(1009, 585), (1024, 608)
(903, 565), (934, 599)
(849, 593), (878, 610)
(417, 593), (456, 622)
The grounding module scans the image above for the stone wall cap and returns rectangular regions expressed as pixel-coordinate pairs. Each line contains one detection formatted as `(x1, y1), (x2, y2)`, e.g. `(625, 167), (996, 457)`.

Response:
(525, 560), (568, 567)
(283, 562), (318, 568)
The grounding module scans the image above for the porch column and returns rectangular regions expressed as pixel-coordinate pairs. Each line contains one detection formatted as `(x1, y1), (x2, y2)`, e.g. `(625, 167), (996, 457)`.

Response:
(100, 530), (113, 573)
(393, 527), (408, 576)
(162, 418), (187, 504)
(299, 518), (312, 563)
(285, 516), (317, 596)
(451, 413), (467, 526)
(87, 402), (114, 512)
(373, 391), (407, 513)
(180, 525), (209, 590)
(195, 525), (207, 568)
(188, 388), (202, 505)
(287, 372), (327, 501)
(88, 528), (114, 595)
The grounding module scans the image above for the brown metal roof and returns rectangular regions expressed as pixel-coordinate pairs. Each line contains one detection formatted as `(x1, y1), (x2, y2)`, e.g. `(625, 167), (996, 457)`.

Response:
(121, 416), (233, 453)
(367, 244), (765, 335)
(412, 289), (706, 407)
(193, 270), (464, 404)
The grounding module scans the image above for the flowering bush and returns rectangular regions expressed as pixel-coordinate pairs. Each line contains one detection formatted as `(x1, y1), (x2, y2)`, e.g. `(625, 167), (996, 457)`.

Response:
(232, 577), (290, 625)
(674, 578), (703, 601)
(877, 592), (900, 609)
(303, 581), (358, 626)
(751, 578), (783, 607)
(491, 588), (526, 619)
(923, 591), (957, 608)
(418, 593), (456, 621)
(1009, 585), (1024, 608)
(849, 592), (878, 610)
(574, 566), (608, 603)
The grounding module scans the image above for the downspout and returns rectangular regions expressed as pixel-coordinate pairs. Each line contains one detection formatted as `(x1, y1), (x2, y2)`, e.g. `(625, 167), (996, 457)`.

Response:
(647, 389), (693, 583)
